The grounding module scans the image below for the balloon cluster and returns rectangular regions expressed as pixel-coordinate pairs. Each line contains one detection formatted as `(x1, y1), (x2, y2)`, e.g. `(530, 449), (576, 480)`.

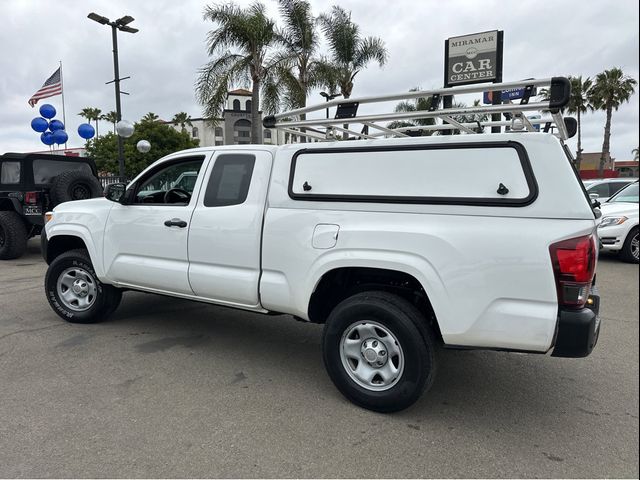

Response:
(31, 105), (151, 152)
(30, 104), (69, 146)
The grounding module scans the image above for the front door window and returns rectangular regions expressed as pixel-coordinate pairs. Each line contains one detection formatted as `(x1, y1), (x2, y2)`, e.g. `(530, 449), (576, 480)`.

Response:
(135, 158), (204, 204)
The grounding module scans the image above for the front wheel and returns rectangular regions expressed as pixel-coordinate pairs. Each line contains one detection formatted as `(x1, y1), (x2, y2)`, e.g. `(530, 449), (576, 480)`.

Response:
(45, 249), (122, 323)
(620, 227), (639, 263)
(322, 291), (437, 413)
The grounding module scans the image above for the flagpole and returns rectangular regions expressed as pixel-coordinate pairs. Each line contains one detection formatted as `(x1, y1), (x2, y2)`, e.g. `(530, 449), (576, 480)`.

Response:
(59, 61), (68, 149)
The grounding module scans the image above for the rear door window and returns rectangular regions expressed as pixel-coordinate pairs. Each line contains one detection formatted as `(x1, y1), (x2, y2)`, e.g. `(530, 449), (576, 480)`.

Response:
(33, 160), (92, 184)
(203, 154), (255, 207)
(1, 161), (21, 184)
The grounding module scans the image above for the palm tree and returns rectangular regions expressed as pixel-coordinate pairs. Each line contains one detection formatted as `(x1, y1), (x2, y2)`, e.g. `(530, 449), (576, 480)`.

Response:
(387, 89), (436, 135)
(317, 6), (387, 100)
(633, 147), (639, 161)
(101, 111), (118, 134)
(141, 112), (160, 123)
(78, 107), (102, 137)
(196, 2), (283, 144)
(262, 0), (320, 114)
(450, 99), (488, 133)
(588, 68), (637, 176)
(317, 6), (387, 138)
(566, 76), (594, 172)
(172, 112), (193, 133)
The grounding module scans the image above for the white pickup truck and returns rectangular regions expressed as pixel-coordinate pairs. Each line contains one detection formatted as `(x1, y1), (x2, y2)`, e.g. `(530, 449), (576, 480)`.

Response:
(41, 79), (602, 412)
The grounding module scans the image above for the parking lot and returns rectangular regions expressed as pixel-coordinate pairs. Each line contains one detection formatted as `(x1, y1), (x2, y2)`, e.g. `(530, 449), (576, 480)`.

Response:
(0, 239), (638, 478)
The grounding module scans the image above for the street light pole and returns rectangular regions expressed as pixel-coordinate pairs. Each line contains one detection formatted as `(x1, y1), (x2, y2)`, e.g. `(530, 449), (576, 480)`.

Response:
(88, 12), (137, 179)
(320, 91), (342, 119)
(110, 24), (125, 178)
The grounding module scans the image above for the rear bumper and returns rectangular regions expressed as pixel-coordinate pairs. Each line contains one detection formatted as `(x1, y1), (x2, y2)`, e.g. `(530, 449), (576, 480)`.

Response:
(551, 287), (601, 358)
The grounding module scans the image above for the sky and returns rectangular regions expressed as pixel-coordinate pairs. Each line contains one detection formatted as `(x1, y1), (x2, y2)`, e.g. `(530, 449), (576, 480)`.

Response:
(1, 0), (638, 160)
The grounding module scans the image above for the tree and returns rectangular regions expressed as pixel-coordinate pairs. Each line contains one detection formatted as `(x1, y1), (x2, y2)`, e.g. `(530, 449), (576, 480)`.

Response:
(85, 120), (199, 177)
(101, 111), (118, 134)
(262, 0), (320, 114)
(317, 6), (387, 138)
(171, 112), (193, 133)
(449, 99), (488, 133)
(566, 76), (594, 171)
(196, 2), (283, 144)
(588, 68), (637, 176)
(387, 89), (436, 135)
(540, 76), (593, 171)
(78, 107), (102, 137)
(633, 147), (639, 161)
(141, 112), (160, 123)
(317, 6), (387, 100)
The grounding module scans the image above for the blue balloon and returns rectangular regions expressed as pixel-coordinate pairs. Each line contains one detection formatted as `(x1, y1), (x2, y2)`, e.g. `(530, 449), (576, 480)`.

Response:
(39, 104), (56, 119)
(49, 119), (65, 132)
(41, 131), (55, 145)
(77, 123), (95, 139)
(52, 129), (68, 145)
(31, 117), (49, 133)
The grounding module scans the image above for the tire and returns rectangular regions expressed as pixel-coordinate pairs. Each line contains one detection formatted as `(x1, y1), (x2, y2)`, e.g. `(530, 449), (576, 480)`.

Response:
(0, 211), (28, 260)
(50, 170), (103, 207)
(620, 227), (639, 264)
(322, 291), (437, 413)
(45, 249), (122, 323)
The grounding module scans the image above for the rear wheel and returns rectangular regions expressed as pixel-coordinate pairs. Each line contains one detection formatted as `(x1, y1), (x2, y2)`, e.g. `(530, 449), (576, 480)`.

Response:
(0, 211), (28, 260)
(45, 249), (122, 323)
(620, 227), (639, 263)
(322, 291), (437, 413)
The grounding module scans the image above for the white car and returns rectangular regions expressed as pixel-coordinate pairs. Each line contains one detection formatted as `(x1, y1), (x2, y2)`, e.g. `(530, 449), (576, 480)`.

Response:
(597, 181), (639, 263)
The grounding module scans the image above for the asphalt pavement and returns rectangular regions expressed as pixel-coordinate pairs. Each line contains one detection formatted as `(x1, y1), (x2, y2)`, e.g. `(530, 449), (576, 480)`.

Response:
(0, 239), (638, 478)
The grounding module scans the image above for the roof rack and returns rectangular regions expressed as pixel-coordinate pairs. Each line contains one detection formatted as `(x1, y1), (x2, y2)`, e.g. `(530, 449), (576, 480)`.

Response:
(263, 77), (574, 141)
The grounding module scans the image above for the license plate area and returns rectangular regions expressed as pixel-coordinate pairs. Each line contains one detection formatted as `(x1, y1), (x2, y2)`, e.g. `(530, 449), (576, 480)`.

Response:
(24, 206), (42, 216)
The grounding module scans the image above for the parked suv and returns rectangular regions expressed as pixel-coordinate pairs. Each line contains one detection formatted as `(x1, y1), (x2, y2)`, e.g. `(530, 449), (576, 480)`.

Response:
(0, 153), (102, 259)
(597, 181), (639, 263)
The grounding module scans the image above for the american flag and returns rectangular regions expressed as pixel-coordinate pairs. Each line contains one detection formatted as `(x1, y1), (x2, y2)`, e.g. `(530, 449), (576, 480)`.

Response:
(28, 67), (63, 107)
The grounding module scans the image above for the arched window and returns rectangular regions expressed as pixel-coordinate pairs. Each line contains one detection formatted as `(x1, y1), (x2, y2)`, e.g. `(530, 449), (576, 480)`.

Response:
(191, 127), (199, 138)
(246, 100), (252, 111)
(214, 127), (223, 137)
(233, 99), (241, 111)
(233, 119), (252, 144)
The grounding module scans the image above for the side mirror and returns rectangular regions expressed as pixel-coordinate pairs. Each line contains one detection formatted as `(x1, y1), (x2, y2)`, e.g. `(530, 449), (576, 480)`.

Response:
(589, 193), (600, 200)
(104, 183), (127, 203)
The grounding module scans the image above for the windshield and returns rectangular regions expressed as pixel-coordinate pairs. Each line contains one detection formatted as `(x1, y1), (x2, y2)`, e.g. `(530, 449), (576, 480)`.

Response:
(608, 183), (639, 203)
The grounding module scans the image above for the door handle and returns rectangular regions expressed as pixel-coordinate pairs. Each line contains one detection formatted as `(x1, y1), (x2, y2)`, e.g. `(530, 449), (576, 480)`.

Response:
(164, 218), (187, 228)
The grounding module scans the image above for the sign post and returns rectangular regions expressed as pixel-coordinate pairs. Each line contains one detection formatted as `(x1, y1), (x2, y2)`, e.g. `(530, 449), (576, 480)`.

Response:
(444, 30), (504, 133)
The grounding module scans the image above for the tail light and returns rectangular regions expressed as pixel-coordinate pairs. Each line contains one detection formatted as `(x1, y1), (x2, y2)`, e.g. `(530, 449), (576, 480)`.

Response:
(549, 234), (597, 309)
(25, 191), (39, 205)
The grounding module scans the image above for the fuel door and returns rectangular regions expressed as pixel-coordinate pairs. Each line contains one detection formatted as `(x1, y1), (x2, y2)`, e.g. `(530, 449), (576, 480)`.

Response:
(312, 224), (340, 249)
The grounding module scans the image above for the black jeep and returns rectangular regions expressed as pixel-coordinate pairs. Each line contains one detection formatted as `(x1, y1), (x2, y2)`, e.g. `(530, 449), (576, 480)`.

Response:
(0, 153), (103, 260)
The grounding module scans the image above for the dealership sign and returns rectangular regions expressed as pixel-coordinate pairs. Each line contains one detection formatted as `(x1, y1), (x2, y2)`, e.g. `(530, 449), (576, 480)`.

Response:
(445, 30), (503, 87)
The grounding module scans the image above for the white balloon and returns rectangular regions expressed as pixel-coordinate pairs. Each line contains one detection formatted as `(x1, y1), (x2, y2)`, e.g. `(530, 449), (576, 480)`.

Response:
(116, 120), (134, 138)
(137, 140), (151, 153)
